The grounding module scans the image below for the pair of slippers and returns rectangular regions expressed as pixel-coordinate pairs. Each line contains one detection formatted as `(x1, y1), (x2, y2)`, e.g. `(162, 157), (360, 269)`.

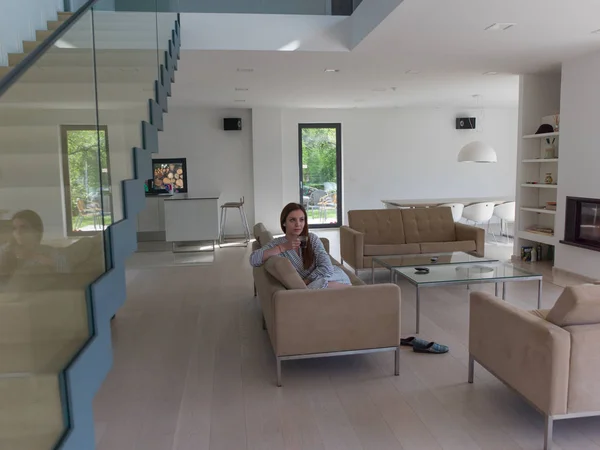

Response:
(400, 336), (449, 354)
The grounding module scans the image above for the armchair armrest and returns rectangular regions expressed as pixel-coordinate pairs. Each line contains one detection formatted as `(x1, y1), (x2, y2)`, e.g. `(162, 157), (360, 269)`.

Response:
(272, 284), (400, 357)
(340, 226), (364, 270)
(455, 223), (485, 256)
(469, 292), (570, 416)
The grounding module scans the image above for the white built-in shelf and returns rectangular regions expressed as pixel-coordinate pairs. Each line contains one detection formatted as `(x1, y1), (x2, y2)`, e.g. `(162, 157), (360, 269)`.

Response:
(522, 131), (560, 139)
(520, 207), (557, 215)
(522, 158), (559, 163)
(521, 183), (558, 189)
(518, 230), (557, 246)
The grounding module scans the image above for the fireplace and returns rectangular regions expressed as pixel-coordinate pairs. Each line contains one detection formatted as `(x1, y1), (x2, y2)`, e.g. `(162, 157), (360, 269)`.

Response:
(561, 196), (600, 252)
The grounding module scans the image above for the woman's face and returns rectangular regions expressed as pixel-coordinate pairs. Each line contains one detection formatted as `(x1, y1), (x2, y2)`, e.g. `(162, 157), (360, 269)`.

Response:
(13, 218), (39, 248)
(284, 209), (306, 237)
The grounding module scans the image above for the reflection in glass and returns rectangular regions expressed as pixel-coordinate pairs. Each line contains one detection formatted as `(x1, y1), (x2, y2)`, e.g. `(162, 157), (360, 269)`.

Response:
(61, 126), (113, 235)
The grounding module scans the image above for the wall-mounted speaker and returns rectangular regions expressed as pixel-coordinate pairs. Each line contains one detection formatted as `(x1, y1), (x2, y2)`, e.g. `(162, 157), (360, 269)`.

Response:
(224, 118), (242, 131)
(456, 117), (476, 129)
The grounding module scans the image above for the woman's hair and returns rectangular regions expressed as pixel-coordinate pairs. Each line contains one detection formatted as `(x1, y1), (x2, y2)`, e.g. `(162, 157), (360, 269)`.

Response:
(280, 202), (314, 270)
(12, 209), (44, 244)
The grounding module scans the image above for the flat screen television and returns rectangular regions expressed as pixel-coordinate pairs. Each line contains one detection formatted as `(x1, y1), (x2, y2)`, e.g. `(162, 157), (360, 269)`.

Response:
(150, 158), (188, 193)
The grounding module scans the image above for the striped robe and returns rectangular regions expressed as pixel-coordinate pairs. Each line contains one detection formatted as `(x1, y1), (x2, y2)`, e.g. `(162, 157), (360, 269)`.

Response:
(250, 233), (351, 289)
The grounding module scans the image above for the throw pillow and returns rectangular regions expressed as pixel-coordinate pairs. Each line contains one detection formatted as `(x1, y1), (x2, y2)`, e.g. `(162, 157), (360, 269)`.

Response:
(265, 257), (307, 290)
(546, 284), (600, 327)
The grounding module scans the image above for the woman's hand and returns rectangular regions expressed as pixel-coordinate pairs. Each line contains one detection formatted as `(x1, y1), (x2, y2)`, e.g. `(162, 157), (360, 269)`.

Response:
(280, 238), (301, 252)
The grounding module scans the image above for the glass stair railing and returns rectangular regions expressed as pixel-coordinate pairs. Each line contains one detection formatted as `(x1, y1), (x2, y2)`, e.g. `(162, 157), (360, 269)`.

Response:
(118, 0), (359, 15)
(0, 1), (180, 449)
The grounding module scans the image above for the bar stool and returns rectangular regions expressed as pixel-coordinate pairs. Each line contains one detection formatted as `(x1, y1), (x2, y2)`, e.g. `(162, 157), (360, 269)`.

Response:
(219, 196), (251, 246)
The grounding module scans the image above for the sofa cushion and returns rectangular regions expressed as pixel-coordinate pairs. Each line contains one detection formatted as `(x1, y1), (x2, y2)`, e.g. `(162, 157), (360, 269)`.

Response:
(347, 209), (406, 245)
(253, 223), (274, 246)
(401, 208), (456, 244)
(547, 284), (600, 327)
(265, 257), (307, 290)
(420, 240), (476, 254)
(363, 243), (421, 256)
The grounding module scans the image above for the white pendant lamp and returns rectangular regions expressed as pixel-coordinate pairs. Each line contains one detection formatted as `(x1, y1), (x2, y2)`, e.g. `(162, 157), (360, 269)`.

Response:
(457, 94), (497, 163)
(457, 141), (497, 163)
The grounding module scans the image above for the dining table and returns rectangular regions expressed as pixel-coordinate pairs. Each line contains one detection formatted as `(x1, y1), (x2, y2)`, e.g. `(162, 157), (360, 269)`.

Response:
(381, 197), (514, 209)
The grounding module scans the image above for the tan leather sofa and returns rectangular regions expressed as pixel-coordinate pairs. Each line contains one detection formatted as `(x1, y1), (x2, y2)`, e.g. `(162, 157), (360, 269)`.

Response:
(252, 223), (401, 386)
(469, 285), (600, 450)
(340, 207), (485, 273)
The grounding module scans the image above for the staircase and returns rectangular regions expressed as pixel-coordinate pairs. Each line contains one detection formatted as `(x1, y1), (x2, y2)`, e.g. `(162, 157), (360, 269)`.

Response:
(0, 11), (73, 79)
(0, 3), (180, 449)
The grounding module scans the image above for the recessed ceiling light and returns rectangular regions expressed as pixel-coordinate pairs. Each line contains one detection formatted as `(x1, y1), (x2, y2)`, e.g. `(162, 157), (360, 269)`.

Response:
(324, 68), (340, 72)
(236, 68), (254, 72)
(235, 87), (249, 91)
(483, 71), (499, 75)
(485, 23), (516, 31)
(405, 70), (420, 74)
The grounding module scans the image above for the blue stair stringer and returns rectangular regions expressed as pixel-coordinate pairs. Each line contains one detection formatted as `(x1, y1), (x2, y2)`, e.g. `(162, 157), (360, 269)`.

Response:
(56, 14), (181, 450)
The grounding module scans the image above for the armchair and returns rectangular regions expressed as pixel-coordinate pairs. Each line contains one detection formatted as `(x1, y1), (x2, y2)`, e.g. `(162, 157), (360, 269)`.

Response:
(469, 285), (600, 450)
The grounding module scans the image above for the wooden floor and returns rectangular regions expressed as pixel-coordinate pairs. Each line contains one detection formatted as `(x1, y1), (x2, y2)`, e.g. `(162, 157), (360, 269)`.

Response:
(93, 231), (600, 450)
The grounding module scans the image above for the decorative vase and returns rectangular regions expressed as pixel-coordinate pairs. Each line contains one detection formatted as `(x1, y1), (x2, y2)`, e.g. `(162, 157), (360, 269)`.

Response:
(544, 138), (556, 159)
(545, 173), (553, 184)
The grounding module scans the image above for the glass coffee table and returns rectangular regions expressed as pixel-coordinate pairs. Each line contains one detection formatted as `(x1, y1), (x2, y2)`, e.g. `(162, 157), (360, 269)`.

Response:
(372, 253), (543, 333)
(371, 252), (498, 284)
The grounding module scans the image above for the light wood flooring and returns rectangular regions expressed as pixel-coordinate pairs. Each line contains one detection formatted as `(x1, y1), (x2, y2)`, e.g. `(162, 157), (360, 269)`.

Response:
(93, 231), (600, 450)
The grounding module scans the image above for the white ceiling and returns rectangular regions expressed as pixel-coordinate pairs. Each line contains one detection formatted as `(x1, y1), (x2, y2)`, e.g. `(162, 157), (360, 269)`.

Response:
(171, 0), (600, 109)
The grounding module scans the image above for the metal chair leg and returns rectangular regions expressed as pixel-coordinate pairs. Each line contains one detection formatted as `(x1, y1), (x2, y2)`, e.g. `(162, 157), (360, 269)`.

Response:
(276, 357), (282, 387)
(240, 205), (251, 242)
(544, 416), (554, 450)
(218, 207), (225, 245)
(394, 346), (400, 376)
(254, 283), (257, 297)
(468, 355), (474, 383)
(221, 208), (228, 244)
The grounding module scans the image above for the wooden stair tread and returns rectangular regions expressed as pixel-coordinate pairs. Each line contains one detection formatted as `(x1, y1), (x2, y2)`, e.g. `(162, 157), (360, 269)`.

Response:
(0, 339), (87, 375)
(0, 433), (63, 450)
(0, 374), (64, 439)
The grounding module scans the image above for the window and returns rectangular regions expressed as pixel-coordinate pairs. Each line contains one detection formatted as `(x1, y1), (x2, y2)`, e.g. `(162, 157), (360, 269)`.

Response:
(60, 125), (113, 236)
(298, 124), (342, 228)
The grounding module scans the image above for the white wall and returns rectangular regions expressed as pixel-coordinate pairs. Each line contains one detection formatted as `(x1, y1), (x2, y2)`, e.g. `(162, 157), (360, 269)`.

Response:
(0, 0), (63, 66)
(252, 108), (283, 232)
(158, 107), (255, 236)
(251, 107), (517, 226)
(555, 51), (600, 280)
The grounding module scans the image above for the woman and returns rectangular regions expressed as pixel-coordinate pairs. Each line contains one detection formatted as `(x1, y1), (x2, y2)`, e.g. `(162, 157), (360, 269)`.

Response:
(0, 210), (69, 281)
(250, 202), (351, 289)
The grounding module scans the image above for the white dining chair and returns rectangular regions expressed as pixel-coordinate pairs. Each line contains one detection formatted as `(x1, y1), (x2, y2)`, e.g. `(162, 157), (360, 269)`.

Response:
(439, 203), (465, 222)
(462, 202), (495, 234)
(492, 201), (516, 243)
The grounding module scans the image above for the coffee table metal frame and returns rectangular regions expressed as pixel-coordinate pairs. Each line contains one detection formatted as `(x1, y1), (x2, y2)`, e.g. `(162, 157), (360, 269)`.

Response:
(372, 255), (543, 334)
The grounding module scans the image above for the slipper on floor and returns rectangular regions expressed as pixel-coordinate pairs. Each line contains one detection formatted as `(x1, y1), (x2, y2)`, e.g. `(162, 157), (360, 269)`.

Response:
(413, 341), (449, 354)
(400, 336), (430, 347)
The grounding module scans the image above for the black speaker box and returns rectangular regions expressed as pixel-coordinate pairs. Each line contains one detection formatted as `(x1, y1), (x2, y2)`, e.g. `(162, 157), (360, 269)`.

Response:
(456, 117), (476, 129)
(224, 118), (242, 131)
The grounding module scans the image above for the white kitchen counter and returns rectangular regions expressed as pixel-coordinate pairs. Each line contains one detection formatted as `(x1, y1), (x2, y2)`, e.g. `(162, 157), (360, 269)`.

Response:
(162, 194), (221, 244)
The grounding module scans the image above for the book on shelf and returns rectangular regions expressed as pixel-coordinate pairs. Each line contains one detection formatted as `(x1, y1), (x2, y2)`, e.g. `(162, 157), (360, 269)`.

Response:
(526, 226), (554, 236)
